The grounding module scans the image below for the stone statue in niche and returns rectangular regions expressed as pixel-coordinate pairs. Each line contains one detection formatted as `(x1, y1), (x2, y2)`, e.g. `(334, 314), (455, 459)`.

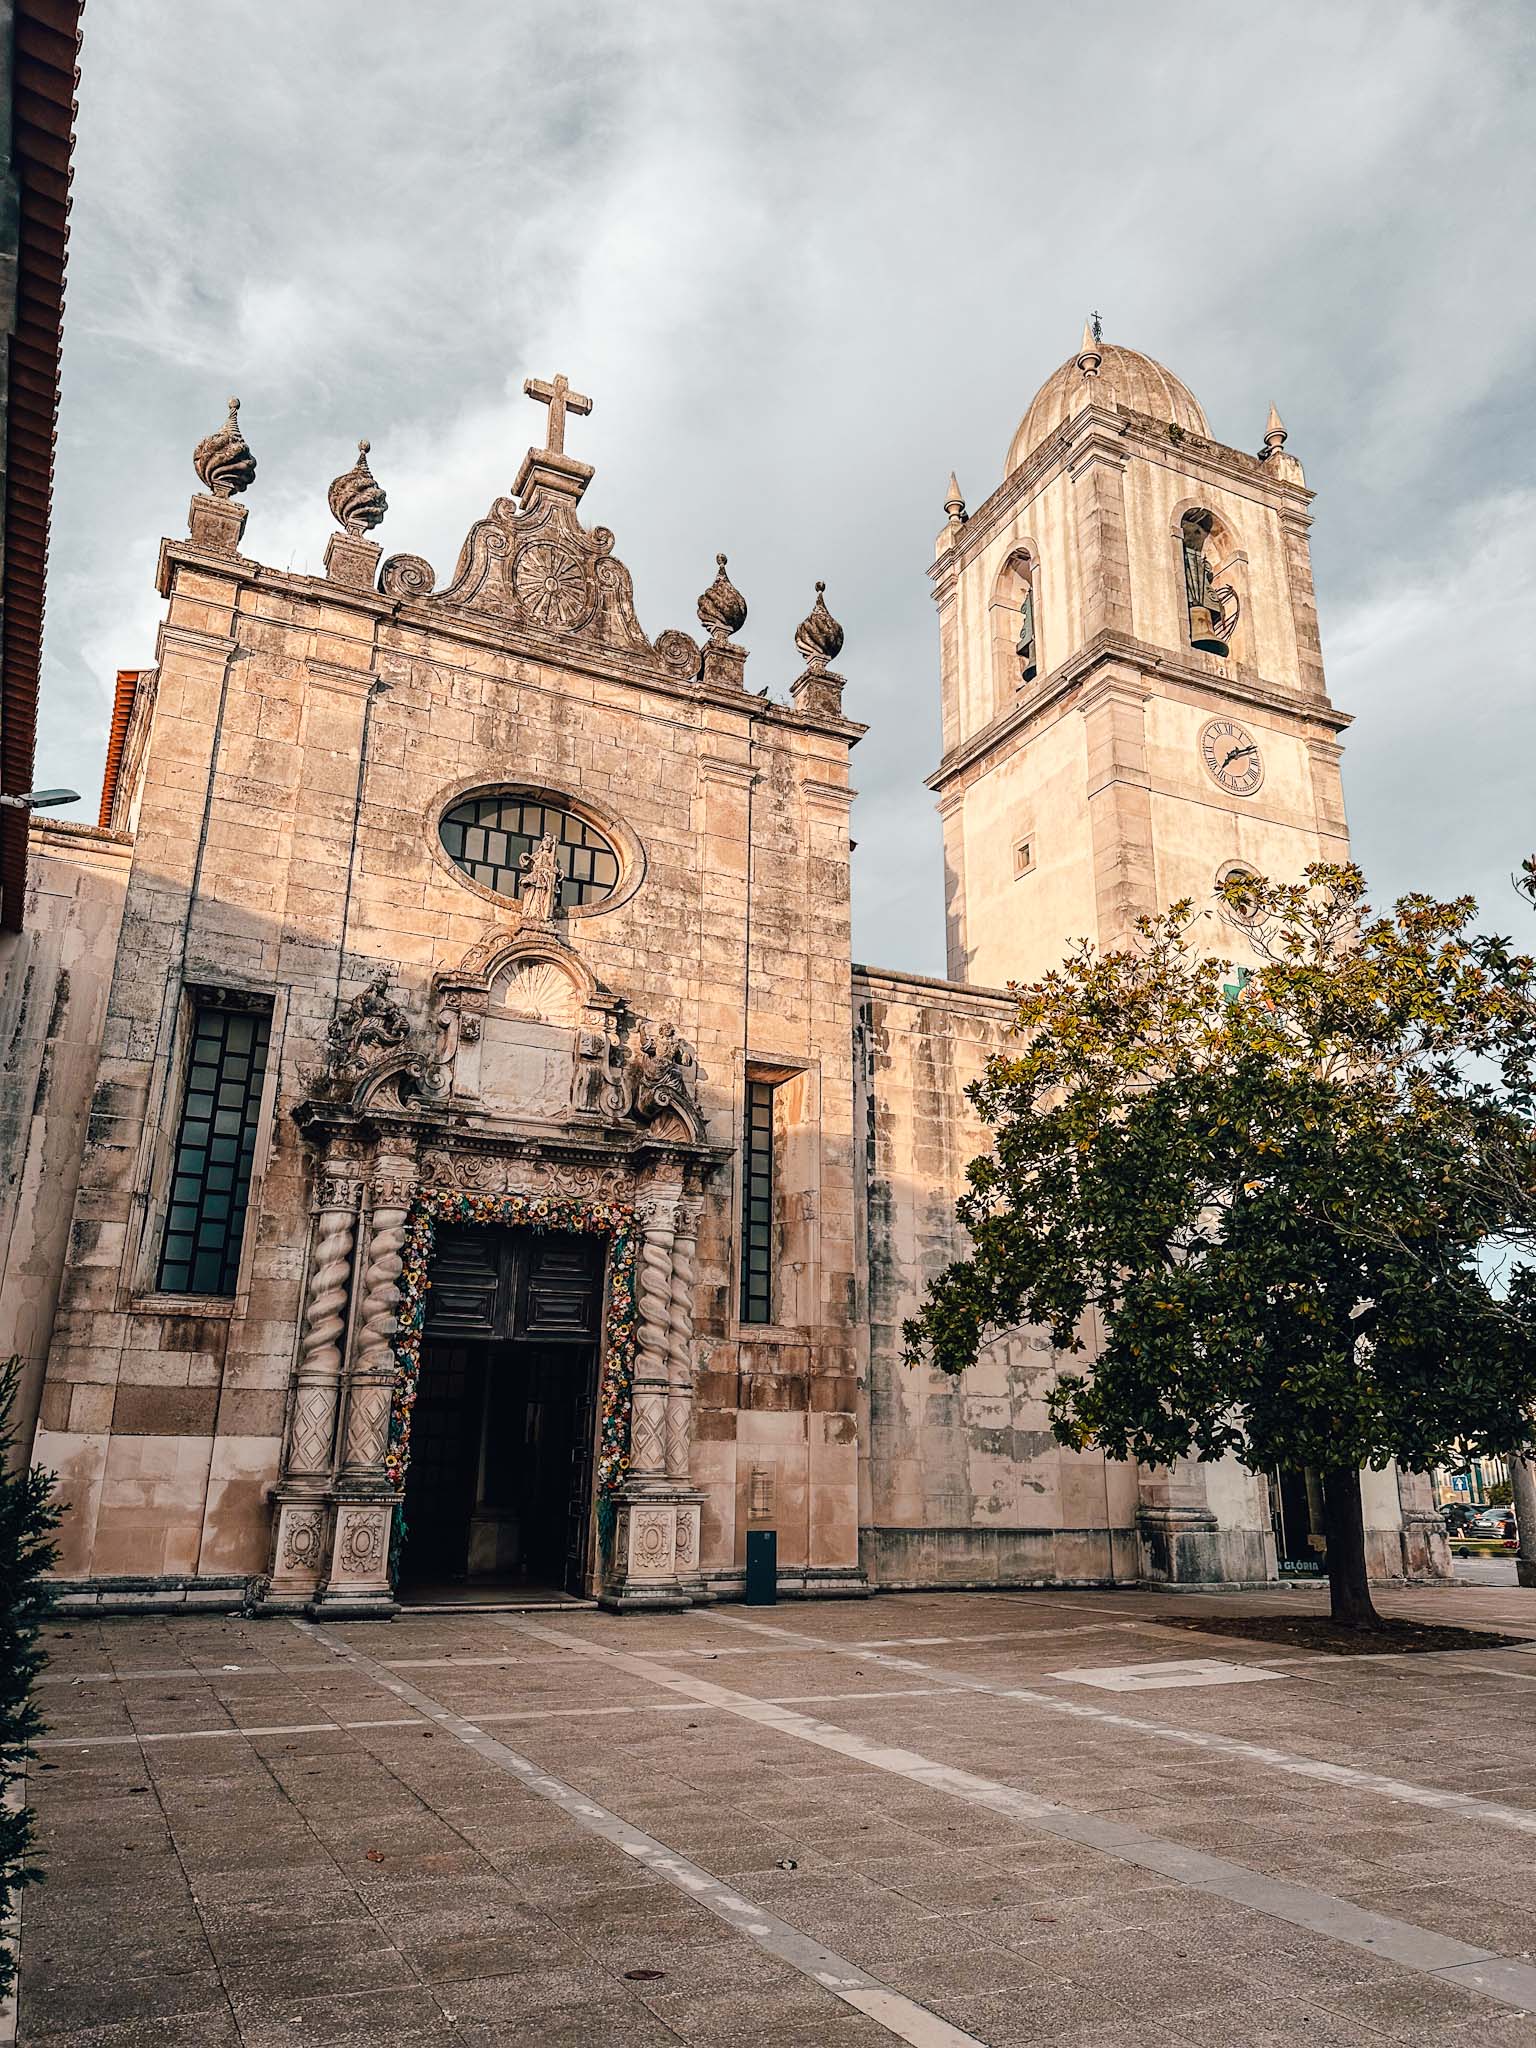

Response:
(301, 972), (411, 1101)
(625, 1020), (700, 1129)
(519, 831), (563, 926)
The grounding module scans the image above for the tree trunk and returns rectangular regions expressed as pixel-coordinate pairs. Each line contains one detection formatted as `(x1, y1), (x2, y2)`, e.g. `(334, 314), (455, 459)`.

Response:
(1320, 1467), (1380, 1628)
(1511, 1455), (1536, 1592)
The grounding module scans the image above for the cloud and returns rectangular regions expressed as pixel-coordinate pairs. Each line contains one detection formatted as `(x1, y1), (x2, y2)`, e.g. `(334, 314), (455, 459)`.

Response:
(38, 0), (1536, 971)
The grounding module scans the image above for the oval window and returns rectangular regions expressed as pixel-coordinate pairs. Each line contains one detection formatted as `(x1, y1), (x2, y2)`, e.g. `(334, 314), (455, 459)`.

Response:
(439, 794), (621, 909)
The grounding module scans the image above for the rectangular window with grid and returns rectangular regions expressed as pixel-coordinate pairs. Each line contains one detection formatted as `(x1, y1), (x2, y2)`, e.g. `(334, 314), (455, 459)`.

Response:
(739, 1078), (776, 1325)
(157, 1003), (272, 1297)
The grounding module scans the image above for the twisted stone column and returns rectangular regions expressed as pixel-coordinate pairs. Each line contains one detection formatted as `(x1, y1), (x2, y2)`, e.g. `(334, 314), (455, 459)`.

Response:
(284, 1175), (362, 1479)
(628, 1189), (679, 1489)
(340, 1178), (413, 1475)
(665, 1197), (702, 1483)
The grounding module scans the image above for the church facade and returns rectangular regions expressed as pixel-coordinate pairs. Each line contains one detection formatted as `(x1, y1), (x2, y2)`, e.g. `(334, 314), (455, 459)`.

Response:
(4, 335), (1449, 1612)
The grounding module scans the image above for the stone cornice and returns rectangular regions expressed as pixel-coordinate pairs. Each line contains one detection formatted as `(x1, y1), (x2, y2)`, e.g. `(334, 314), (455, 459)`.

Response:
(853, 962), (1017, 1016)
(801, 776), (856, 808)
(931, 404), (1315, 589)
(926, 628), (1349, 795)
(155, 537), (865, 747)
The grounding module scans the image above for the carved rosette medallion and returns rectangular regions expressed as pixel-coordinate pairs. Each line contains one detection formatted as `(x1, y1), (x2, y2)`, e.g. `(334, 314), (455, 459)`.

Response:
(513, 539), (597, 630)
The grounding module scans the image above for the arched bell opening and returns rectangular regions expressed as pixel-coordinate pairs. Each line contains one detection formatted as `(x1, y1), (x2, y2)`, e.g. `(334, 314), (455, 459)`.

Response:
(988, 544), (1042, 714)
(1175, 505), (1246, 663)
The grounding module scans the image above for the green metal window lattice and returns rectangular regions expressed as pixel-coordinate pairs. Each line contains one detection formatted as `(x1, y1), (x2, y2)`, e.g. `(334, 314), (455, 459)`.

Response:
(157, 1005), (271, 1296)
(739, 1079), (775, 1325)
(439, 795), (620, 909)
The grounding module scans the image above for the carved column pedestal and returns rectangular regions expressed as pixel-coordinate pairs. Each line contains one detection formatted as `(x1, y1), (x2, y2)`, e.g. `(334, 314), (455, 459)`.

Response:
(266, 1498), (332, 1611)
(602, 1489), (707, 1611)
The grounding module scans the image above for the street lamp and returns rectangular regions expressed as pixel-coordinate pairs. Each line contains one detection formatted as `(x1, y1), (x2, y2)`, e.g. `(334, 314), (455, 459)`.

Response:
(0, 788), (80, 810)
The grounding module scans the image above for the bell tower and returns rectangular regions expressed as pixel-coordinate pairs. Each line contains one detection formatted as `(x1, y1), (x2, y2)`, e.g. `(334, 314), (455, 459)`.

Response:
(929, 322), (1350, 987)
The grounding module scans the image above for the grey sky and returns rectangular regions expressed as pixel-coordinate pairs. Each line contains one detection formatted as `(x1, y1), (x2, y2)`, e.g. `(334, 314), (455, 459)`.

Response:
(41, 0), (1536, 973)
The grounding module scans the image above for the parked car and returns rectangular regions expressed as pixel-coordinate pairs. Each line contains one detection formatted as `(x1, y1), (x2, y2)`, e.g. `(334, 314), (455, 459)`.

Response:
(1466, 1507), (1517, 1543)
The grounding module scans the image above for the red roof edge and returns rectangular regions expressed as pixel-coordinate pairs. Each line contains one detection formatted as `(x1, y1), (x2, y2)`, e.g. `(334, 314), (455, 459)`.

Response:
(1, 0), (84, 930)
(98, 667), (140, 829)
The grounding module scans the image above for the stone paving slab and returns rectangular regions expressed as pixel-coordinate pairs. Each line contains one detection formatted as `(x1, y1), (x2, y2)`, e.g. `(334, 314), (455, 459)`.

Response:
(17, 1584), (1536, 2045)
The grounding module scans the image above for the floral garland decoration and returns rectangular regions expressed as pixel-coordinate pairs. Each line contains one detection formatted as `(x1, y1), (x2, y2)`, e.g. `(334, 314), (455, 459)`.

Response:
(385, 1188), (637, 1498)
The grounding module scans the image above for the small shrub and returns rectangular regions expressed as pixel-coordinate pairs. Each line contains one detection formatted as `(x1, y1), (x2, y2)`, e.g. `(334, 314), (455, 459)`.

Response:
(0, 1357), (61, 2004)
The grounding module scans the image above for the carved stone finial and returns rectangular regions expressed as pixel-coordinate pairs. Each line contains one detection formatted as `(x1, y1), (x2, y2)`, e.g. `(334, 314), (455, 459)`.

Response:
(1260, 402), (1288, 457)
(697, 552), (747, 645)
(943, 472), (967, 525)
(1076, 318), (1103, 378)
(328, 439), (388, 537)
(194, 397), (257, 499)
(794, 581), (844, 674)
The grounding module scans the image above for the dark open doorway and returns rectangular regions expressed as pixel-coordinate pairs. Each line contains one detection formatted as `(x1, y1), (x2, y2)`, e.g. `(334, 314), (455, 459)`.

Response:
(399, 1225), (606, 1602)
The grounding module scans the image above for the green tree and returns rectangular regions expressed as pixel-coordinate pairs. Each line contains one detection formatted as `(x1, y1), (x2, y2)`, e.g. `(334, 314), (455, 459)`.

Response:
(904, 865), (1536, 1628)
(0, 1359), (60, 2001)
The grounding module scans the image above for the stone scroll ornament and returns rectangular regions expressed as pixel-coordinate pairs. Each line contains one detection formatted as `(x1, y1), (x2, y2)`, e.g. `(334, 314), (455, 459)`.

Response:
(386, 1189), (638, 1498)
(193, 397), (257, 497)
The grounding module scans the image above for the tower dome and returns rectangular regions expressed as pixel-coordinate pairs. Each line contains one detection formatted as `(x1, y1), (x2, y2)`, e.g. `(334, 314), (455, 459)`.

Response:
(1006, 336), (1209, 475)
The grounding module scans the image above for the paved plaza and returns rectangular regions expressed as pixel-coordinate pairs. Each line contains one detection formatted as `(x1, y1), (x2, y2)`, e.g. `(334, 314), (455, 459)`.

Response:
(17, 1583), (1536, 2047)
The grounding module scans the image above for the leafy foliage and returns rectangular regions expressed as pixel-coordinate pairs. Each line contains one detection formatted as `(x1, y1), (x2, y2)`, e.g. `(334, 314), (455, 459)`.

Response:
(0, 1358), (60, 2002)
(904, 864), (1536, 1622)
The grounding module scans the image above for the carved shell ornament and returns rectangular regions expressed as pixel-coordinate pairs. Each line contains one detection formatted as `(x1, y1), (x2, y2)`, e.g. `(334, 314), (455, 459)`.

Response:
(697, 553), (747, 643)
(491, 959), (582, 1025)
(328, 440), (388, 537)
(794, 581), (844, 672)
(193, 397), (257, 498)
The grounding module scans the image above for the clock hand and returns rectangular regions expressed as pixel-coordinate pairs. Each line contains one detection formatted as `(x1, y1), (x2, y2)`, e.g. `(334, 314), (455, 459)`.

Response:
(1220, 743), (1257, 770)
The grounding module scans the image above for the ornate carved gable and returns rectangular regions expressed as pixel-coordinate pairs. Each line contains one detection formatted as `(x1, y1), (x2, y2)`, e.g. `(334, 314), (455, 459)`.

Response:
(431, 489), (652, 655)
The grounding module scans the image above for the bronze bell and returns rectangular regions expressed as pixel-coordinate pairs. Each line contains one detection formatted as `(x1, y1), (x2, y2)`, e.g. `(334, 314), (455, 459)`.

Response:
(1189, 604), (1229, 657)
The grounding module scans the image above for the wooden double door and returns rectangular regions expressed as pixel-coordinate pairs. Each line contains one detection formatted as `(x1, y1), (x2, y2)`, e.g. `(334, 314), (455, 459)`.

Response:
(400, 1226), (606, 1597)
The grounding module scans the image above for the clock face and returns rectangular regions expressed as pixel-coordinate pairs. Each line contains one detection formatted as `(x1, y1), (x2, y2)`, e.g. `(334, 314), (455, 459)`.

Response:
(1200, 718), (1265, 796)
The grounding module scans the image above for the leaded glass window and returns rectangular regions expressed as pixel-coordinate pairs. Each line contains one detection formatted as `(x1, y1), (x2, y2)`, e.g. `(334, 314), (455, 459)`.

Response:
(157, 1004), (271, 1296)
(438, 794), (621, 909)
(739, 1079), (775, 1325)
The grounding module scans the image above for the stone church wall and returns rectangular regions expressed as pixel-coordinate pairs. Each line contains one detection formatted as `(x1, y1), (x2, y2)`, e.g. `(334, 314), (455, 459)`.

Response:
(30, 456), (864, 1601)
(853, 964), (1140, 1587)
(0, 821), (131, 1465)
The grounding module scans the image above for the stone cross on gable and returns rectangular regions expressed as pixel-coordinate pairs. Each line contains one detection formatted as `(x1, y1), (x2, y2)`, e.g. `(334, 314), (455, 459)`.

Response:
(523, 371), (593, 456)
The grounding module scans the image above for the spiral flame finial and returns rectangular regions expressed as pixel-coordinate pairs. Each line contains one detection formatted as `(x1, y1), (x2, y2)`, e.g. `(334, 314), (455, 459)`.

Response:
(193, 396), (257, 499)
(697, 552), (747, 644)
(327, 439), (388, 537)
(794, 581), (844, 673)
